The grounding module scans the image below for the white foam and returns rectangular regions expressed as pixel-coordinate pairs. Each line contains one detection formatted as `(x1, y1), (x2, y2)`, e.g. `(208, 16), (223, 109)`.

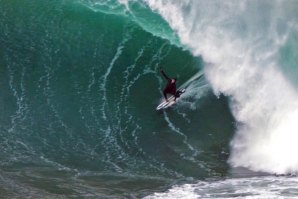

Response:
(144, 176), (298, 199)
(145, 0), (298, 174)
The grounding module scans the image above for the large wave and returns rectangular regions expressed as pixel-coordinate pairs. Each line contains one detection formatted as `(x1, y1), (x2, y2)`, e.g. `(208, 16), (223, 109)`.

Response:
(3, 0), (298, 197)
(0, 0), (237, 197)
(144, 0), (298, 174)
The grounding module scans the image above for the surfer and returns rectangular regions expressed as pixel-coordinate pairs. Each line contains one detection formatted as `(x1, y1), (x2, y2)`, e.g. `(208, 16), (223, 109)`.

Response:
(160, 67), (183, 102)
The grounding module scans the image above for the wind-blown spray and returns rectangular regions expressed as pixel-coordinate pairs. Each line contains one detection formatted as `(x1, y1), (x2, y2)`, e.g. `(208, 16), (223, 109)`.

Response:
(145, 0), (298, 174)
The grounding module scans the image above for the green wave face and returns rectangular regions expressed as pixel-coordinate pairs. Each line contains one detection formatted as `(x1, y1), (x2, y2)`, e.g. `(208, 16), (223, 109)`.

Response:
(79, 0), (182, 46)
(0, 0), (234, 198)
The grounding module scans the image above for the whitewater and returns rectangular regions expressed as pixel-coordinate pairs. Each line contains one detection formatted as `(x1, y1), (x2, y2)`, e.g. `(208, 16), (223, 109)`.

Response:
(144, 0), (298, 174)
(142, 0), (298, 198)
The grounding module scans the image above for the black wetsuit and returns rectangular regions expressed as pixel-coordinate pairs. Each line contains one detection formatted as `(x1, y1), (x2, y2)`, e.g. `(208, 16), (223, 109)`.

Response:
(160, 69), (182, 101)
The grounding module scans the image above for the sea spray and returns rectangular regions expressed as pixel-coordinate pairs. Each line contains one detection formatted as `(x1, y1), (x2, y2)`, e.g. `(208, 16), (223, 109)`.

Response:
(144, 0), (298, 174)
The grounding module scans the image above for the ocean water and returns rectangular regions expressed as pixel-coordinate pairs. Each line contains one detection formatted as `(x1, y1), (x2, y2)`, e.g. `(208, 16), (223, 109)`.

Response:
(0, 0), (298, 198)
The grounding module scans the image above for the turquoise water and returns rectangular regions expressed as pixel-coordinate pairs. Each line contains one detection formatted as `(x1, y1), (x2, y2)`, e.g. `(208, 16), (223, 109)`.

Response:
(1, 0), (298, 198)
(0, 0), (234, 197)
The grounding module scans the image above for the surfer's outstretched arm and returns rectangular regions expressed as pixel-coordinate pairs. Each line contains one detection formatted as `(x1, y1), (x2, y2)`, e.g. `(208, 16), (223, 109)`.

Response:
(160, 68), (171, 81)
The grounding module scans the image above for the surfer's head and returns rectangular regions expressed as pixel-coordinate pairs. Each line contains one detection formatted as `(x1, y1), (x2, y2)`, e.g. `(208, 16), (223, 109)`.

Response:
(171, 78), (177, 83)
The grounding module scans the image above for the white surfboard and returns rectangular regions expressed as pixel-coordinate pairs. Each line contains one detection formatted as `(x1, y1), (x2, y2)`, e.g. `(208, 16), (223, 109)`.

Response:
(156, 89), (186, 110)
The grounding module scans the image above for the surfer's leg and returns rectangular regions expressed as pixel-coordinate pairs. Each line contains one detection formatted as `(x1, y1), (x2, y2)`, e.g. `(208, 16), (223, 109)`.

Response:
(173, 90), (182, 101)
(175, 90), (182, 98)
(172, 91), (178, 101)
(163, 90), (168, 102)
